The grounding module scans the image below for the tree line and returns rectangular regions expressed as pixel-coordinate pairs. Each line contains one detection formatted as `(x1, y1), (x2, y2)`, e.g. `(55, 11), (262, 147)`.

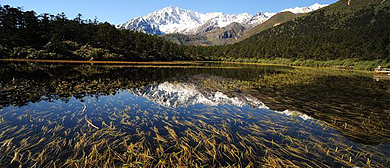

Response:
(187, 4), (390, 62)
(0, 5), (187, 61)
(0, 4), (389, 62)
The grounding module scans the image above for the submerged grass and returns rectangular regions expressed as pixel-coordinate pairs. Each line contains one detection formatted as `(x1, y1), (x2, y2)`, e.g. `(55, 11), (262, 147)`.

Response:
(0, 90), (388, 167)
(0, 63), (389, 167)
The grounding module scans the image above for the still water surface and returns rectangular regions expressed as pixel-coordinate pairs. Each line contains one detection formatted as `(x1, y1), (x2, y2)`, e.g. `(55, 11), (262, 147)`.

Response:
(0, 62), (389, 167)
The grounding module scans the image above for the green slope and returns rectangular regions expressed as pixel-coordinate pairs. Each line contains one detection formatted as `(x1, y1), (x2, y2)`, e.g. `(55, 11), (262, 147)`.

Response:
(164, 12), (303, 46)
(240, 12), (302, 41)
(201, 0), (390, 61)
(327, 0), (390, 12)
(162, 34), (210, 46)
(162, 22), (246, 46)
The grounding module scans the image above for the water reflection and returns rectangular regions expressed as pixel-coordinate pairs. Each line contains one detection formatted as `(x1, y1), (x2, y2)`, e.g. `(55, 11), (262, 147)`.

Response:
(130, 80), (268, 108)
(0, 62), (389, 167)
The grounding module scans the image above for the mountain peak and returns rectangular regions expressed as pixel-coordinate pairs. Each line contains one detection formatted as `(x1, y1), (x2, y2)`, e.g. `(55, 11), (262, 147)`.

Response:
(254, 11), (265, 17)
(281, 3), (328, 13)
(118, 3), (328, 35)
(158, 6), (185, 13)
(163, 6), (179, 10)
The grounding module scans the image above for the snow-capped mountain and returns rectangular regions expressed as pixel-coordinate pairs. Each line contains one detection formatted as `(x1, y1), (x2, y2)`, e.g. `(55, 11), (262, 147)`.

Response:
(248, 12), (275, 26)
(281, 3), (328, 14)
(118, 3), (327, 35)
(118, 6), (271, 35)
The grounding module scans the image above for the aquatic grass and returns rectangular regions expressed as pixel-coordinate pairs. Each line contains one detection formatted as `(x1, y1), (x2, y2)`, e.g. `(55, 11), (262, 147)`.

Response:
(0, 63), (389, 167)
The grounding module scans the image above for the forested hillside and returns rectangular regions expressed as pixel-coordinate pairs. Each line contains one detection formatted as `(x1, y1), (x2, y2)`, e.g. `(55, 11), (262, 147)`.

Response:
(238, 12), (302, 41)
(0, 5), (187, 61)
(188, 0), (390, 62)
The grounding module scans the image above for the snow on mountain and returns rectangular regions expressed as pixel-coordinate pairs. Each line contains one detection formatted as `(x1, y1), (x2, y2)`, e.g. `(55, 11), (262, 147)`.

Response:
(130, 82), (269, 109)
(128, 81), (313, 120)
(281, 3), (328, 14)
(118, 6), (266, 35)
(118, 3), (327, 35)
(118, 6), (274, 35)
(248, 12), (275, 26)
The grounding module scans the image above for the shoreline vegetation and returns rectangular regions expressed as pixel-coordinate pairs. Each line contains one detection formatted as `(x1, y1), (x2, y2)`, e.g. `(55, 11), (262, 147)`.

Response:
(0, 58), (199, 65)
(1, 3), (390, 70)
(1, 58), (388, 71)
(0, 63), (389, 167)
(211, 58), (390, 71)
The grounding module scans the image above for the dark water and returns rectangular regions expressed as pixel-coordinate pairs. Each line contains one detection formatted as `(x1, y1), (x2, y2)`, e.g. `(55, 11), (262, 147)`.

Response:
(0, 62), (389, 167)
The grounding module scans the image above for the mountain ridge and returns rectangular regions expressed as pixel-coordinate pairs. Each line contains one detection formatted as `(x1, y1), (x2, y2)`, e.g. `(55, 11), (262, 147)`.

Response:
(194, 0), (390, 62)
(238, 11), (303, 41)
(117, 3), (327, 35)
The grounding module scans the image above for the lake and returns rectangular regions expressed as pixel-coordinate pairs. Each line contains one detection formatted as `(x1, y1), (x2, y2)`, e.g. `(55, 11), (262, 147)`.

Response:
(0, 62), (389, 167)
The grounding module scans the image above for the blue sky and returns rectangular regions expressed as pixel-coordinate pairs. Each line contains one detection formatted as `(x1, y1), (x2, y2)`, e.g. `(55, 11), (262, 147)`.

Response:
(0, 0), (338, 25)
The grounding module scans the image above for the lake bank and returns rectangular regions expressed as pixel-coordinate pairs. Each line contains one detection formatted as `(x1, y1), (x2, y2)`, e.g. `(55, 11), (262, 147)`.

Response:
(1, 58), (388, 72)
(0, 58), (200, 65)
(212, 58), (390, 71)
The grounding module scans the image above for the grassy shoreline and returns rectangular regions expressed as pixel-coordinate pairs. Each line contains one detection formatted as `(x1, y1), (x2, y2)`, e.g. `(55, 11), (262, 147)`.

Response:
(0, 58), (200, 65)
(213, 58), (390, 71)
(1, 58), (389, 71)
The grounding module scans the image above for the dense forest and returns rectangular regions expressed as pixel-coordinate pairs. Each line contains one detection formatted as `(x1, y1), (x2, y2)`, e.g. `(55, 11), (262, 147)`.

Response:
(191, 0), (390, 62)
(0, 5), (187, 61)
(0, 0), (389, 63)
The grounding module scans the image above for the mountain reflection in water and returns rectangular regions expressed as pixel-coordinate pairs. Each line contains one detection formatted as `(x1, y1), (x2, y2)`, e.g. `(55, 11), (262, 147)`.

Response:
(130, 81), (269, 108)
(0, 62), (389, 168)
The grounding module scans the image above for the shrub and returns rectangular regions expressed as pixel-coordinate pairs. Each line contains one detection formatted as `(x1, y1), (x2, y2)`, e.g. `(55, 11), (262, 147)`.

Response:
(44, 42), (76, 59)
(73, 45), (109, 60)
(0, 45), (10, 58)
